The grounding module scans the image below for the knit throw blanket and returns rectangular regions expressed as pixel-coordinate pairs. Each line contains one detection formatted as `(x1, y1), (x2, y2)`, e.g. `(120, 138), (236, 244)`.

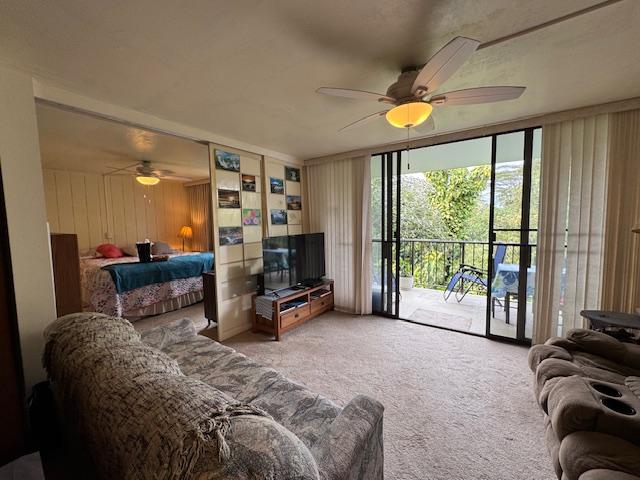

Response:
(43, 313), (271, 479)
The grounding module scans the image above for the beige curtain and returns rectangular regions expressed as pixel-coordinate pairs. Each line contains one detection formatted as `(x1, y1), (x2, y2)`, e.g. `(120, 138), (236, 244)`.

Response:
(601, 109), (640, 313)
(533, 114), (610, 344)
(307, 155), (372, 314)
(186, 183), (212, 251)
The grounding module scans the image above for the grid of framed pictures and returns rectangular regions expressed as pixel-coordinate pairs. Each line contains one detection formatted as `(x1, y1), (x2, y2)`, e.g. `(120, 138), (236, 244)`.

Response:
(267, 163), (304, 233)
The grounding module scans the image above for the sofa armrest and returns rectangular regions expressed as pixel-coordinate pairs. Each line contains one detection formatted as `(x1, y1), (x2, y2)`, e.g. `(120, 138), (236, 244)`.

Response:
(311, 394), (384, 480)
(139, 318), (197, 350)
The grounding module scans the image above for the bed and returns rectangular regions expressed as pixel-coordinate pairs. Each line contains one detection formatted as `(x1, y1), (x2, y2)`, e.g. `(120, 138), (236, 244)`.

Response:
(80, 252), (213, 319)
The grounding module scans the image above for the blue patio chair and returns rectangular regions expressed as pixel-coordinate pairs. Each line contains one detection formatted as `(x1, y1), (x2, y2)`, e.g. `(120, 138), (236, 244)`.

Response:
(443, 244), (507, 303)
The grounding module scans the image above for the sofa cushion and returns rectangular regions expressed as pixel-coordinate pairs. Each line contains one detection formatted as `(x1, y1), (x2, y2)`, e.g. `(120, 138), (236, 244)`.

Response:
(161, 337), (342, 449)
(139, 317), (197, 350)
(567, 329), (640, 370)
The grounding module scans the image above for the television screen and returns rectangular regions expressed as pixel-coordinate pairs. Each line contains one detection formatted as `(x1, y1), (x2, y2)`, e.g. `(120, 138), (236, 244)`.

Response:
(290, 233), (325, 285)
(262, 233), (325, 292)
(262, 235), (291, 292)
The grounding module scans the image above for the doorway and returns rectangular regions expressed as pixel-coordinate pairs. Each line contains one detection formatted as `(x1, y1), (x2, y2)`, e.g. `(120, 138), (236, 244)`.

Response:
(371, 127), (541, 343)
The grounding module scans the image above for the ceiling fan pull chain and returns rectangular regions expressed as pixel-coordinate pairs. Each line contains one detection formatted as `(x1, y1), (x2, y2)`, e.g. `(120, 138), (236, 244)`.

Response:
(406, 127), (411, 170)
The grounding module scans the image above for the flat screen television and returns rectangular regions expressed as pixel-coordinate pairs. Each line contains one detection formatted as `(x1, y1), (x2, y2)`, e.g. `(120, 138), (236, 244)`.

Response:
(262, 233), (325, 292)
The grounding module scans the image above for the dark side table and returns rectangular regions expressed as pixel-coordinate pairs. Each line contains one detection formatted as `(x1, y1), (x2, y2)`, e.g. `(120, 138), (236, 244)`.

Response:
(580, 310), (640, 344)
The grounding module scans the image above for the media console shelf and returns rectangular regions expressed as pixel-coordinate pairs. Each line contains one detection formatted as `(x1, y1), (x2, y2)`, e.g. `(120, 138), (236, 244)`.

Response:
(252, 279), (334, 341)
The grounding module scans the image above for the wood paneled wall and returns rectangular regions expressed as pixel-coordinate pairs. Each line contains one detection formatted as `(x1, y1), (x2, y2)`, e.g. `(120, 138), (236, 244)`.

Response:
(43, 169), (189, 253)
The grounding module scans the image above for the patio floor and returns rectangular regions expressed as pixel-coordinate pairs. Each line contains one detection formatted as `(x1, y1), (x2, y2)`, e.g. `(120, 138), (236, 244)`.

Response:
(398, 287), (533, 339)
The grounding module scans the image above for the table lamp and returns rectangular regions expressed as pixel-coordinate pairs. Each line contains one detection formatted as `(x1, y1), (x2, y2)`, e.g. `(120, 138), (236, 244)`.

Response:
(178, 225), (193, 251)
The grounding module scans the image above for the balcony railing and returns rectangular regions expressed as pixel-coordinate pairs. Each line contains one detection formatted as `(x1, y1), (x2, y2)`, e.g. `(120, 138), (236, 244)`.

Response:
(373, 238), (537, 294)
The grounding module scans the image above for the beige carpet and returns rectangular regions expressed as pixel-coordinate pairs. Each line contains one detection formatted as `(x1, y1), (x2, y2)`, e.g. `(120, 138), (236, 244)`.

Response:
(223, 311), (554, 480)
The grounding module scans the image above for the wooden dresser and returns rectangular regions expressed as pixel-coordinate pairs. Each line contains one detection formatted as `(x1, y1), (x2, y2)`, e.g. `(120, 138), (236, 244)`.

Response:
(252, 279), (334, 341)
(50, 233), (82, 317)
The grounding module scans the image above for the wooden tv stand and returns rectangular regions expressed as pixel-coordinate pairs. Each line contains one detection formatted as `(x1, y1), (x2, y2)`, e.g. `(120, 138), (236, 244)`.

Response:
(251, 279), (334, 341)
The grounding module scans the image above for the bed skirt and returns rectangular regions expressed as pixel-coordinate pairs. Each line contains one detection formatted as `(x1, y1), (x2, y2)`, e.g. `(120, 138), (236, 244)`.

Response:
(124, 290), (204, 320)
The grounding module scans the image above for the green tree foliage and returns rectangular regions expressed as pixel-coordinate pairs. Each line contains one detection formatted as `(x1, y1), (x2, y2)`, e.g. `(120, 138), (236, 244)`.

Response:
(424, 166), (491, 239)
(399, 175), (447, 241)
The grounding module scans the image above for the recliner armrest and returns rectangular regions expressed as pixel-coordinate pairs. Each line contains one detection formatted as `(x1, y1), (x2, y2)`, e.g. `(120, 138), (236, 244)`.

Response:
(311, 394), (384, 480)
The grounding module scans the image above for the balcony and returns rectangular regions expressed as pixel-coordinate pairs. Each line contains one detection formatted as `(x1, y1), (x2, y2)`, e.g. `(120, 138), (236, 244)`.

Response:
(374, 238), (535, 338)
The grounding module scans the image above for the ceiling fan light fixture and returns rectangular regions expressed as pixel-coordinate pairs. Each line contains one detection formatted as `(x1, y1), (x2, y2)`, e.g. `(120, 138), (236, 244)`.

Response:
(386, 102), (433, 129)
(136, 175), (160, 186)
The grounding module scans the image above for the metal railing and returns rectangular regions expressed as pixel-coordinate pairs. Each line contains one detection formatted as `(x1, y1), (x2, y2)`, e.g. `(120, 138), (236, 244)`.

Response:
(373, 238), (537, 294)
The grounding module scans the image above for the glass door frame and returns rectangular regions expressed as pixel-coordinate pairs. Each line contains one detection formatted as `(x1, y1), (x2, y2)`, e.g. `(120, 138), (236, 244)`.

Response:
(373, 150), (401, 318)
(371, 126), (540, 345)
(485, 128), (536, 345)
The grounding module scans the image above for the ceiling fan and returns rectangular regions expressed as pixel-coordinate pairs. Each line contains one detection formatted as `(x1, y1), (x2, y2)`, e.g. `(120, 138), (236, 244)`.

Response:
(105, 160), (175, 186)
(317, 36), (525, 133)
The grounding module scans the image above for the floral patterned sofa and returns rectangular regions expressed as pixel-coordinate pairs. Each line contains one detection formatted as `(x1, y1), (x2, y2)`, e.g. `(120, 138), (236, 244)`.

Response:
(43, 313), (384, 479)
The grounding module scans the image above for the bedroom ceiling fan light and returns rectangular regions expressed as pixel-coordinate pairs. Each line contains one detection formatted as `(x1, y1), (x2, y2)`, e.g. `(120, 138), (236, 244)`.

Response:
(136, 175), (160, 186)
(385, 102), (433, 129)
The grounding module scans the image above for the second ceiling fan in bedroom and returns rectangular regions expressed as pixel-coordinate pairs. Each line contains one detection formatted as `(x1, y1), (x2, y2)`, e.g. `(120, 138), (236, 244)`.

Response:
(105, 160), (175, 186)
(317, 36), (526, 133)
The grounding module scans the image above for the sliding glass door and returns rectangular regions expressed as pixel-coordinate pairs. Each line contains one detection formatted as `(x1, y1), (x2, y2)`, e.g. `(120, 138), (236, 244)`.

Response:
(487, 129), (541, 341)
(371, 151), (401, 318)
(371, 128), (541, 343)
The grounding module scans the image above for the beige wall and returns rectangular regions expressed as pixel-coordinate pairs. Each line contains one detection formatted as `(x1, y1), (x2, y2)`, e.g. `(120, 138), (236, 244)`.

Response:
(43, 169), (190, 253)
(0, 68), (56, 388)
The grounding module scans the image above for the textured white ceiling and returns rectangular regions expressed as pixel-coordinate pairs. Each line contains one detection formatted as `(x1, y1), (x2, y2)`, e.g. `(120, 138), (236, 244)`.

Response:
(36, 103), (210, 180)
(2, 0), (639, 159)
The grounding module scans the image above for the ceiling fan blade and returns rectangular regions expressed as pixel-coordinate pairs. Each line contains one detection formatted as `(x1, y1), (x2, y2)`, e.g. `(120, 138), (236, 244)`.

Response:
(317, 87), (396, 104)
(412, 36), (480, 96)
(338, 110), (389, 132)
(413, 115), (435, 134)
(155, 169), (175, 176)
(430, 86), (525, 106)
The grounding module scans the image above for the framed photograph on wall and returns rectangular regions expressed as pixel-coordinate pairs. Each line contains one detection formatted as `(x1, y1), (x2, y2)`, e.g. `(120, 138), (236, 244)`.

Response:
(219, 227), (243, 245)
(242, 208), (261, 226)
(215, 150), (240, 172)
(270, 209), (287, 225)
(241, 174), (256, 192)
(218, 189), (240, 208)
(270, 177), (285, 194)
(286, 195), (301, 210)
(285, 166), (301, 182)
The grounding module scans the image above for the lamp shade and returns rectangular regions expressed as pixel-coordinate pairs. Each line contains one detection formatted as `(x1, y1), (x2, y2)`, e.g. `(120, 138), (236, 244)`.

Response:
(386, 102), (433, 129)
(136, 175), (160, 186)
(178, 225), (193, 239)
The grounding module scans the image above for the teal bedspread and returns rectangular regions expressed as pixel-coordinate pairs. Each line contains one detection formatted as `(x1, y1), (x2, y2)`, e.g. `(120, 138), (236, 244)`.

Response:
(102, 253), (214, 293)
